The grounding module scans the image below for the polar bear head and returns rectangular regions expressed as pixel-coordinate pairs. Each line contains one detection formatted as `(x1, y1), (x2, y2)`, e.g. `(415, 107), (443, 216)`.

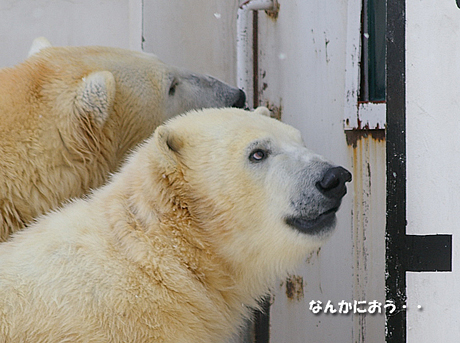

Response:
(0, 107), (351, 342)
(143, 107), (351, 295)
(24, 39), (246, 162)
(0, 39), (246, 241)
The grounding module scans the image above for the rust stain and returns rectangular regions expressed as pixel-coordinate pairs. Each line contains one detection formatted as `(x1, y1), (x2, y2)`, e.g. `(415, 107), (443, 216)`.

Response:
(285, 275), (304, 301)
(265, 1), (280, 20)
(263, 101), (282, 121)
(305, 247), (321, 264)
(345, 129), (385, 148)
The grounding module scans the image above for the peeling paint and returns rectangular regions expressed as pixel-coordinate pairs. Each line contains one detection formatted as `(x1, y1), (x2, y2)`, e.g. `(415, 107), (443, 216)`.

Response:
(263, 100), (282, 120)
(285, 275), (304, 301)
(265, 1), (280, 20)
(345, 102), (386, 131)
(325, 37), (330, 63)
(348, 131), (386, 342)
(345, 129), (385, 148)
(305, 247), (321, 264)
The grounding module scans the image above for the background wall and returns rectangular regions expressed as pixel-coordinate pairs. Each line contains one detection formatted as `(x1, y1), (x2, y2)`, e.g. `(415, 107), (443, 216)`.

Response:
(406, 0), (460, 341)
(256, 1), (384, 341)
(0, 0), (142, 68)
(142, 0), (239, 85)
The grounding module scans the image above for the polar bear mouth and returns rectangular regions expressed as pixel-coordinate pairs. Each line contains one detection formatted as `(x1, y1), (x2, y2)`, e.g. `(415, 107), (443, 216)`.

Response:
(285, 207), (339, 235)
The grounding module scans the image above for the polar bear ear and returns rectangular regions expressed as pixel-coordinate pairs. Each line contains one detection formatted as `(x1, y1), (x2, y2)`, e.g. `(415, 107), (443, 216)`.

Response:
(28, 37), (52, 57)
(154, 126), (183, 166)
(75, 71), (116, 127)
(253, 106), (271, 117)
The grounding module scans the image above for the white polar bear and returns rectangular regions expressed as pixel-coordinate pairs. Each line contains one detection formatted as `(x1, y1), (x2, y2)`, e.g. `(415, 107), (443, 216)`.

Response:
(0, 107), (351, 342)
(0, 38), (245, 241)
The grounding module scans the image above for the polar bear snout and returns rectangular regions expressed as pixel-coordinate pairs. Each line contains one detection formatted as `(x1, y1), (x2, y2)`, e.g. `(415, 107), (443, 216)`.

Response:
(285, 165), (351, 236)
(316, 166), (352, 199)
(232, 89), (247, 108)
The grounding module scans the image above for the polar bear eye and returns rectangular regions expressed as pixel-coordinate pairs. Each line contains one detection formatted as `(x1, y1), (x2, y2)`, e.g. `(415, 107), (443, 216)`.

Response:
(249, 149), (268, 162)
(169, 79), (178, 96)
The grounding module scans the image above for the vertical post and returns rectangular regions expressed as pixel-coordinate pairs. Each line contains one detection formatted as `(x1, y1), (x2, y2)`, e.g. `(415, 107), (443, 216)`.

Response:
(237, 6), (254, 108)
(252, 10), (259, 108)
(254, 298), (270, 343)
(236, 3), (275, 341)
(385, 0), (406, 341)
(360, 0), (369, 101)
(236, 0), (274, 110)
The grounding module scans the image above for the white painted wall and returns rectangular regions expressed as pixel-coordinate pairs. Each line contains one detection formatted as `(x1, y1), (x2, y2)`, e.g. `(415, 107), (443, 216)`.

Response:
(142, 0), (239, 86)
(406, 0), (460, 341)
(0, 0), (142, 68)
(257, 2), (353, 341)
(256, 1), (384, 342)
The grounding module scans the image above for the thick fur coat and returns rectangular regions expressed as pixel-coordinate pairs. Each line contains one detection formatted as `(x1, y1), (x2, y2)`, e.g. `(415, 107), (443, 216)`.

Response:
(0, 108), (350, 342)
(0, 38), (245, 241)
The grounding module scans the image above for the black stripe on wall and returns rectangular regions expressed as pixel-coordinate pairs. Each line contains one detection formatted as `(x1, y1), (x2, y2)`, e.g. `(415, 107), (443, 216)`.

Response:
(385, 1), (453, 342)
(385, 0), (407, 341)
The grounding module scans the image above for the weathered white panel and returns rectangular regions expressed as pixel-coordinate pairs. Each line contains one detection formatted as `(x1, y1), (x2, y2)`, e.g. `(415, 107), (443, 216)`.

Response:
(406, 0), (460, 341)
(345, 102), (386, 130)
(349, 133), (386, 343)
(257, 1), (361, 342)
(142, 1), (239, 85)
(256, 0), (386, 341)
(0, 0), (140, 68)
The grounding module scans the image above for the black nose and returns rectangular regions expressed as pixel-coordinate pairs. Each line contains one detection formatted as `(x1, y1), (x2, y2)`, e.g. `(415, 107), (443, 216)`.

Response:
(232, 89), (246, 108)
(316, 166), (352, 199)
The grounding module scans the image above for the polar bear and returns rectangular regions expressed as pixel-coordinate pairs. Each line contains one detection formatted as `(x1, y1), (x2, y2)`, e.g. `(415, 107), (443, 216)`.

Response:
(0, 107), (351, 342)
(0, 38), (245, 241)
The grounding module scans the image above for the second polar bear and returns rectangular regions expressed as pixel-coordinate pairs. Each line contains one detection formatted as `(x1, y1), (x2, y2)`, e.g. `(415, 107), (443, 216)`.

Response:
(0, 107), (351, 342)
(0, 38), (245, 241)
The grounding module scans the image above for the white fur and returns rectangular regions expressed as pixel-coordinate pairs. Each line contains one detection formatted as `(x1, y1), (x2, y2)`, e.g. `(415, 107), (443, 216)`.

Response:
(0, 108), (344, 342)
(0, 39), (244, 241)
(27, 36), (52, 56)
